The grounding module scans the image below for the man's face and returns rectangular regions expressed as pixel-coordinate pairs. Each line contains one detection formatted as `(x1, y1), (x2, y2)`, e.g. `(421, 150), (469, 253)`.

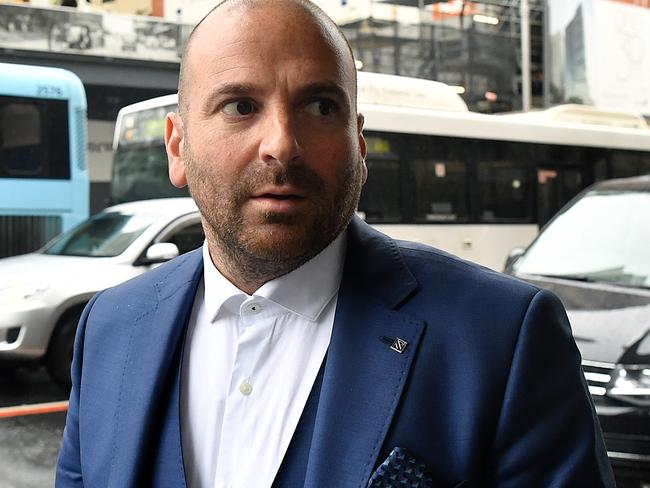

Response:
(166, 4), (367, 269)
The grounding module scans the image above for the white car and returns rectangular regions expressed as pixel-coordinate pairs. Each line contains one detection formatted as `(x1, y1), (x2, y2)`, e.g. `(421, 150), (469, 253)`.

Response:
(0, 198), (203, 389)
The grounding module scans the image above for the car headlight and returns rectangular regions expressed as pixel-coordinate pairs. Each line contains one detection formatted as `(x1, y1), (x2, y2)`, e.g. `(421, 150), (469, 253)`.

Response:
(0, 282), (49, 306)
(608, 365), (650, 406)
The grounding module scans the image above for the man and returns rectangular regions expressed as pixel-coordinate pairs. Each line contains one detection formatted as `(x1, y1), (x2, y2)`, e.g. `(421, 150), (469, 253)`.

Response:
(57, 0), (615, 486)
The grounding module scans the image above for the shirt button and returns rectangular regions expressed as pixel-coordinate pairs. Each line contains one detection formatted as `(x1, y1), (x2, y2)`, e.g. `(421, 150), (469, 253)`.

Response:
(247, 302), (263, 314)
(239, 380), (253, 396)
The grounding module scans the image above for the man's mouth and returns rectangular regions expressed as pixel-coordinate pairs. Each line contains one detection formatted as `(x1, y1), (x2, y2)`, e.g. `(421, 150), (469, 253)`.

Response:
(256, 193), (304, 200)
(248, 189), (308, 213)
(251, 186), (307, 200)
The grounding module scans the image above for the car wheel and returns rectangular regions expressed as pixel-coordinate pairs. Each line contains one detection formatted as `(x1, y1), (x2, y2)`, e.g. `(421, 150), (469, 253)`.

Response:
(45, 314), (78, 391)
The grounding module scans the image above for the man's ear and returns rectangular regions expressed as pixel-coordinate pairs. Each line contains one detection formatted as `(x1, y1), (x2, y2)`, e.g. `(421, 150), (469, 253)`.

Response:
(357, 113), (368, 185)
(165, 112), (187, 188)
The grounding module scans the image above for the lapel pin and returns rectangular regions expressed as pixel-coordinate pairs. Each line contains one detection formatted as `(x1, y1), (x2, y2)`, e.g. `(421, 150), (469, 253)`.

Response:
(380, 336), (409, 354)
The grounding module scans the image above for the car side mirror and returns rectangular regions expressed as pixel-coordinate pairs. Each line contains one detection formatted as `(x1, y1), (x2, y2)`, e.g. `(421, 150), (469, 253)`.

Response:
(144, 242), (179, 264)
(503, 247), (525, 273)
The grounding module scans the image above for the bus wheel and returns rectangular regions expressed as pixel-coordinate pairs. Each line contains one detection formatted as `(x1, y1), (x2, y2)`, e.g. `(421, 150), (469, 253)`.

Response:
(46, 315), (78, 391)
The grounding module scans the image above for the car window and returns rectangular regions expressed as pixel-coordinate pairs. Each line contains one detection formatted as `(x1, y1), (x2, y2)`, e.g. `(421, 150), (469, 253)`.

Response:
(163, 222), (204, 255)
(513, 190), (650, 289)
(43, 211), (160, 257)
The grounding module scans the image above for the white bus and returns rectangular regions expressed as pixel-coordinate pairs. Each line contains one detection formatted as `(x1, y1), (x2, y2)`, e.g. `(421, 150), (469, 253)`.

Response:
(110, 72), (650, 270)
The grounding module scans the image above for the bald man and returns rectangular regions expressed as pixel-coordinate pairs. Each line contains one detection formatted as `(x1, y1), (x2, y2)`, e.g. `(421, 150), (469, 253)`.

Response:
(56, 1), (615, 486)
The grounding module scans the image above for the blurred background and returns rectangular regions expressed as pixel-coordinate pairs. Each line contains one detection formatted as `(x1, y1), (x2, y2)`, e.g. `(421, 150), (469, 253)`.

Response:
(1, 0), (649, 487)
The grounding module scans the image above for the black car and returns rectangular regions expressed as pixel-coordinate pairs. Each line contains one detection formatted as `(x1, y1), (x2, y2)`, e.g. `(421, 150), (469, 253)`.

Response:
(506, 176), (650, 487)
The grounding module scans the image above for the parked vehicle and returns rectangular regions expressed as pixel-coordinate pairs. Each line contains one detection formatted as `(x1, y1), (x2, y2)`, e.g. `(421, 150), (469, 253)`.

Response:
(0, 198), (203, 389)
(1, 62), (89, 258)
(505, 175), (650, 484)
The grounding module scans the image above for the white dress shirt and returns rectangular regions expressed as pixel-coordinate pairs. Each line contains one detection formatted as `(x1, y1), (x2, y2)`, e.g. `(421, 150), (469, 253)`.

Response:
(181, 232), (346, 488)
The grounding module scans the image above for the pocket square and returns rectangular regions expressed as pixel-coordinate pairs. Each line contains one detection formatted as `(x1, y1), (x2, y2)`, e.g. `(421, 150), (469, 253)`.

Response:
(367, 446), (432, 487)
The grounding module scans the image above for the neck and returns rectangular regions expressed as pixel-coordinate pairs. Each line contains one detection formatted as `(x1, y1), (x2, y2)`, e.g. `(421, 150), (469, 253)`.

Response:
(205, 236), (319, 295)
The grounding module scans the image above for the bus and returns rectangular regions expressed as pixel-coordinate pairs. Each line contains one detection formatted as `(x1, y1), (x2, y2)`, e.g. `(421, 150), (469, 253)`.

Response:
(0, 63), (89, 258)
(110, 72), (650, 270)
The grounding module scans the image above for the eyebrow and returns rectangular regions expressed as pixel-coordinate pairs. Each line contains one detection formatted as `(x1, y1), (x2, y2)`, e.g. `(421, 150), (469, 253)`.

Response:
(201, 80), (351, 112)
(202, 82), (257, 112)
(295, 82), (349, 102)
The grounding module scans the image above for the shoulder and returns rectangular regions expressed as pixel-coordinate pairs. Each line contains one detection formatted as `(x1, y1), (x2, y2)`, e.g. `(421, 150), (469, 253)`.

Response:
(396, 239), (541, 303)
(389, 237), (569, 372)
(346, 217), (545, 313)
(89, 247), (203, 319)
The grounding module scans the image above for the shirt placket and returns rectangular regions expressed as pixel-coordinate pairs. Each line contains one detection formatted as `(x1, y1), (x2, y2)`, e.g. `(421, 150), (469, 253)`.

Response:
(214, 298), (277, 488)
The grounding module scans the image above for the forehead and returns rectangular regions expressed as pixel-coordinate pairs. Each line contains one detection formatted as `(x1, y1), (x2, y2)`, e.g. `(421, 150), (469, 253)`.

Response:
(185, 3), (355, 93)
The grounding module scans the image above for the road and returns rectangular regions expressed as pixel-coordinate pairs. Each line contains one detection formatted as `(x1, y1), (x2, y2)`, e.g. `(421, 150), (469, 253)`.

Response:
(0, 363), (68, 488)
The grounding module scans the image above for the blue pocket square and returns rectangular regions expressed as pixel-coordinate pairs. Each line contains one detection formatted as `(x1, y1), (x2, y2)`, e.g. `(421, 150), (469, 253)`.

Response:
(367, 446), (433, 487)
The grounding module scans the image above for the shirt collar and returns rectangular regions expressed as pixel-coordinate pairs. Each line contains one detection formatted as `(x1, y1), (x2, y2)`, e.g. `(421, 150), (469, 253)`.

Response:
(202, 231), (347, 323)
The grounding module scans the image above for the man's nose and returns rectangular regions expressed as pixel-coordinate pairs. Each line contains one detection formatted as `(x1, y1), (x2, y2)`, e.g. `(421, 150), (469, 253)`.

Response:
(258, 108), (301, 165)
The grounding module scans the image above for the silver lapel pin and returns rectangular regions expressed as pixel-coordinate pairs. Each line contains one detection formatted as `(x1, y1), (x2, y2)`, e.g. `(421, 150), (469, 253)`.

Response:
(391, 337), (408, 354)
(380, 336), (409, 354)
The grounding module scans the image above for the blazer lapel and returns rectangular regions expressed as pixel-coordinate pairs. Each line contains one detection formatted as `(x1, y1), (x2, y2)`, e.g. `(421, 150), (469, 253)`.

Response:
(108, 249), (203, 488)
(304, 218), (426, 488)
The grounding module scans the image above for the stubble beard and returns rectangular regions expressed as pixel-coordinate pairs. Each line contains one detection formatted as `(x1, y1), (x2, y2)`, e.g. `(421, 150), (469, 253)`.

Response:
(183, 149), (363, 291)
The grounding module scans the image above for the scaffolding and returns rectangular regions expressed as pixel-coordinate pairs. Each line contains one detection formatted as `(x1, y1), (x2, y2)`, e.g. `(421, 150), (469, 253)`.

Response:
(339, 0), (545, 112)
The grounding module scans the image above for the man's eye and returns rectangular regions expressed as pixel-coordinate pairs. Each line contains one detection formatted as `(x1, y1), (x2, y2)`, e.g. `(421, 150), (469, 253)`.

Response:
(305, 100), (336, 117)
(222, 100), (254, 116)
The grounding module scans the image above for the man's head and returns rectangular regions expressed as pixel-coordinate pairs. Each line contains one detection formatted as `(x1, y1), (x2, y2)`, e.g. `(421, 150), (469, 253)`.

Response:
(165, 0), (367, 293)
(177, 0), (358, 117)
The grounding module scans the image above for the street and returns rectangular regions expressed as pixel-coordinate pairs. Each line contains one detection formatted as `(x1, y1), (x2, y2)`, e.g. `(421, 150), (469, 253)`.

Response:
(0, 363), (68, 488)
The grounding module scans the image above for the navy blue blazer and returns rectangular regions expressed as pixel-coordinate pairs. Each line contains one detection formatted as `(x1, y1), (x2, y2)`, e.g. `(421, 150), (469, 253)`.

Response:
(57, 217), (615, 487)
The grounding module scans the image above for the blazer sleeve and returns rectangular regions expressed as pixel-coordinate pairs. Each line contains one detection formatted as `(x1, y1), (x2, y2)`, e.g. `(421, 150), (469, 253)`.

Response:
(55, 292), (101, 488)
(488, 289), (615, 487)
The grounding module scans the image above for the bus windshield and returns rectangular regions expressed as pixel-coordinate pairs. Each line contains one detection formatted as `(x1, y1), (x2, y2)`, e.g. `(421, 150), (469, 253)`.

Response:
(112, 145), (188, 204)
(111, 102), (187, 204)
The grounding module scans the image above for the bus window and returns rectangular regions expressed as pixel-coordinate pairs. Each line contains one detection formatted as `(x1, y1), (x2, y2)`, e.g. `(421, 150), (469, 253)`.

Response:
(609, 150), (650, 179)
(1, 101), (42, 175)
(0, 96), (70, 179)
(406, 135), (469, 223)
(359, 133), (402, 223)
(410, 160), (468, 222)
(536, 166), (583, 227)
(477, 160), (534, 223)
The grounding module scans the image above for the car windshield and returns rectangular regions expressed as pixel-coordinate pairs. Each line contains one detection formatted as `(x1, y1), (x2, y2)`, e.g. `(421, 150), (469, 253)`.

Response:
(42, 211), (160, 257)
(513, 190), (650, 289)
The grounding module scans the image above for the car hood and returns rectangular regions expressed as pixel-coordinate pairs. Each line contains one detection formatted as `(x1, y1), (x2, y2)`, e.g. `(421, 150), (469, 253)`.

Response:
(516, 275), (650, 364)
(0, 253), (143, 299)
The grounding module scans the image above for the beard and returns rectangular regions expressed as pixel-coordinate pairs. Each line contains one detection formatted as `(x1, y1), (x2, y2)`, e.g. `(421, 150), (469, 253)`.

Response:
(182, 144), (364, 287)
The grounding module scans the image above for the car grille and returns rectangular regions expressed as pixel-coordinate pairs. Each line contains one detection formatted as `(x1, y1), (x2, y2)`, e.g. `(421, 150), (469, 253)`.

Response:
(582, 360), (615, 403)
(605, 434), (650, 457)
(583, 360), (650, 466)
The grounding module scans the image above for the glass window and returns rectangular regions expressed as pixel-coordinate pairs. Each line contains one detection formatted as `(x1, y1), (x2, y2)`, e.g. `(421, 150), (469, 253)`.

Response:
(164, 222), (204, 255)
(43, 211), (160, 257)
(358, 134), (402, 223)
(410, 159), (467, 222)
(111, 145), (189, 204)
(610, 150), (650, 179)
(477, 160), (533, 222)
(514, 190), (650, 289)
(0, 95), (70, 179)
(119, 105), (174, 147)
